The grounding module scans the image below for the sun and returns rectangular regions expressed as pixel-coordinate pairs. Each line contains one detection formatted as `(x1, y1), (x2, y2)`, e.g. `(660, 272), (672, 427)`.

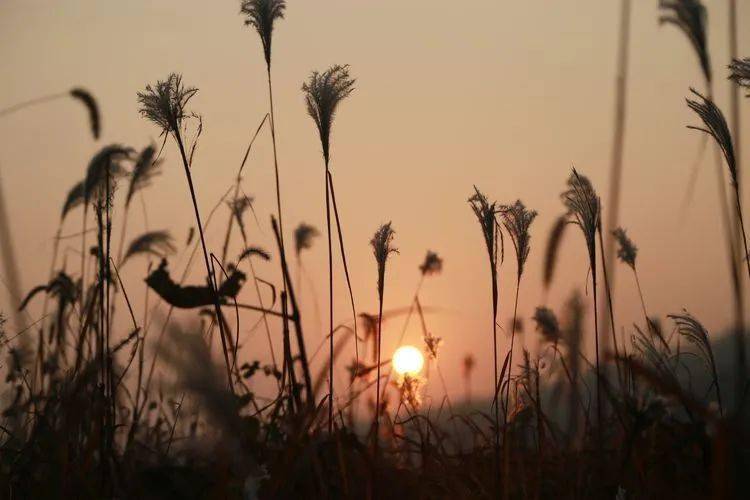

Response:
(392, 345), (425, 376)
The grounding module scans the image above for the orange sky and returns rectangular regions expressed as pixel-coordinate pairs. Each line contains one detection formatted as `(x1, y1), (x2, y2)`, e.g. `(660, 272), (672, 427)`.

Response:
(1, 0), (749, 401)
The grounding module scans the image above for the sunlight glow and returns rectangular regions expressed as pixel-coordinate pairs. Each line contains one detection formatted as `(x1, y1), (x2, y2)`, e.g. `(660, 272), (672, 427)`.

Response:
(392, 345), (425, 376)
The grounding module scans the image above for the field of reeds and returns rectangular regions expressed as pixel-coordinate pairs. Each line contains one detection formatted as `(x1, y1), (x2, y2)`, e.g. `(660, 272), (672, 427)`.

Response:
(1, 0), (750, 498)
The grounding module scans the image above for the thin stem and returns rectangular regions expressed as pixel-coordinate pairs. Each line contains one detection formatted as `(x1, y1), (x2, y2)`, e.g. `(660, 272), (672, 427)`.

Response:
(0, 92), (66, 118)
(591, 254), (603, 447)
(325, 160), (334, 433)
(326, 171), (359, 369)
(597, 226), (624, 392)
(173, 131), (233, 392)
(706, 85), (745, 409)
(271, 217), (313, 404)
(374, 281), (385, 449)
(266, 68), (286, 272)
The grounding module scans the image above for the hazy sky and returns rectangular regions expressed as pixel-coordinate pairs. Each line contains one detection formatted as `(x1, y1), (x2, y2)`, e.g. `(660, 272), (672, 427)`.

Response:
(1, 1), (749, 401)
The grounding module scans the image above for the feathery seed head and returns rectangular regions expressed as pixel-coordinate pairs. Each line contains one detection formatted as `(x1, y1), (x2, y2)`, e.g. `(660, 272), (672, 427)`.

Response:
(70, 88), (100, 139)
(469, 186), (498, 265)
(687, 88), (737, 186)
(667, 310), (715, 371)
(123, 230), (176, 264)
(302, 65), (355, 165)
(84, 144), (132, 204)
(612, 227), (638, 269)
(294, 222), (319, 257)
(424, 331), (443, 360)
(237, 246), (271, 262)
(138, 74), (198, 136)
(419, 250), (443, 277)
(498, 200), (537, 277)
(371, 222), (398, 297)
(61, 180), (85, 221)
(240, 0), (286, 67)
(126, 143), (162, 208)
(533, 306), (560, 345)
(397, 373), (424, 409)
(228, 195), (254, 221)
(562, 169), (600, 261)
(729, 58), (750, 97)
(659, 0), (711, 83)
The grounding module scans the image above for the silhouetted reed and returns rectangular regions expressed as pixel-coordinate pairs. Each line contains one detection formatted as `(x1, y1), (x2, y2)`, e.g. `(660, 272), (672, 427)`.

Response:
(370, 222), (397, 446)
(687, 89), (749, 401)
(138, 73), (234, 390)
(668, 311), (722, 414)
(468, 186), (503, 483)
(729, 58), (750, 96)
(0, 87), (100, 140)
(302, 64), (356, 432)
(122, 230), (176, 265)
(562, 169), (604, 433)
(240, 0), (289, 327)
(659, 0), (711, 84)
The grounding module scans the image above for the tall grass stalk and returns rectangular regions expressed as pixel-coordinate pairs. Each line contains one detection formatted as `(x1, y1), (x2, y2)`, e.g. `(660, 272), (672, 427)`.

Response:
(370, 222), (397, 447)
(138, 74), (234, 391)
(222, 114), (280, 373)
(240, 1), (290, 346)
(302, 64), (355, 432)
(562, 169), (603, 437)
(468, 187), (502, 483)
(659, 0), (745, 404)
(498, 200), (536, 496)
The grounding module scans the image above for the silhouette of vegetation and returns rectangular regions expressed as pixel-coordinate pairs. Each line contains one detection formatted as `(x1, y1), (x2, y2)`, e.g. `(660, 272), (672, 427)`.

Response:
(1, 2), (749, 499)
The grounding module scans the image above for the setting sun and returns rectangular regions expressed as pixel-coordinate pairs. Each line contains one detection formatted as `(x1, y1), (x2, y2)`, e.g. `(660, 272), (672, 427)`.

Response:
(392, 345), (425, 376)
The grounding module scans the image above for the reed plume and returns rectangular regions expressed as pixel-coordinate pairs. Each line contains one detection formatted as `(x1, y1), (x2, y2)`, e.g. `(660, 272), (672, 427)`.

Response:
(658, 0), (711, 83)
(542, 214), (568, 292)
(499, 200), (537, 279)
(419, 250), (443, 276)
(83, 145), (131, 204)
(238, 246), (271, 262)
(125, 143), (162, 209)
(116, 143), (163, 266)
(122, 231), (176, 265)
(61, 180), (85, 221)
(294, 222), (319, 259)
(533, 306), (560, 346)
(668, 311), (722, 413)
(69, 88), (101, 140)
(729, 58), (750, 96)
(612, 227), (637, 269)
(240, 0), (286, 68)
(498, 199), (536, 489)
(302, 65), (356, 166)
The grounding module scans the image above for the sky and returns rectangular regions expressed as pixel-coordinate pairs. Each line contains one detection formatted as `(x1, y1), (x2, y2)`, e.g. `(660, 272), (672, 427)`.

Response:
(1, 0), (749, 402)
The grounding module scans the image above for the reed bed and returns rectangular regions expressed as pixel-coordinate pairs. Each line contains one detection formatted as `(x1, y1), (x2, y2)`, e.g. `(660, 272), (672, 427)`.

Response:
(0, 1), (749, 498)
